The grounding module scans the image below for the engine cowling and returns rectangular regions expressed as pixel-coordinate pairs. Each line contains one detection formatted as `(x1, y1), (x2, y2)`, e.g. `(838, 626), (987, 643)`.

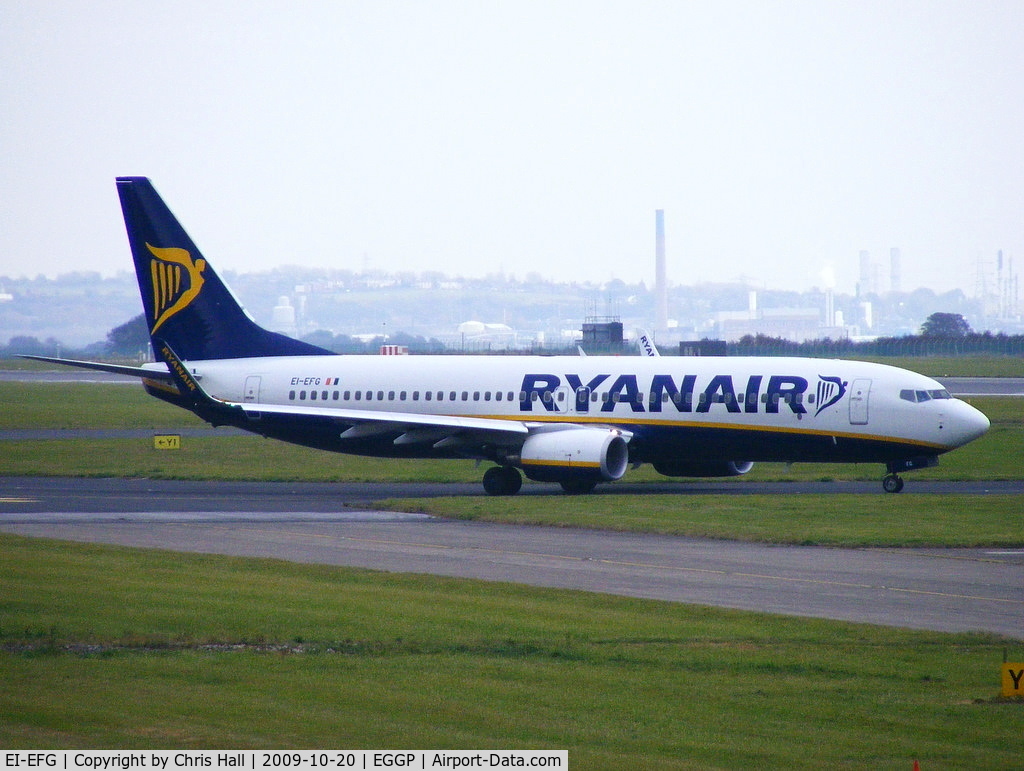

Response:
(518, 428), (630, 483)
(652, 460), (754, 478)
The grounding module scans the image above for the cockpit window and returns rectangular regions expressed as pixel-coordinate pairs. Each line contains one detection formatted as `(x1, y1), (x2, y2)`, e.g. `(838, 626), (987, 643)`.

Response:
(900, 388), (953, 403)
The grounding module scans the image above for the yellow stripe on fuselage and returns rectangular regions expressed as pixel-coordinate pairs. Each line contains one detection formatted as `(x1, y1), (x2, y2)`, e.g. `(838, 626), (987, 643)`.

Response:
(521, 458), (601, 469)
(468, 413), (953, 452)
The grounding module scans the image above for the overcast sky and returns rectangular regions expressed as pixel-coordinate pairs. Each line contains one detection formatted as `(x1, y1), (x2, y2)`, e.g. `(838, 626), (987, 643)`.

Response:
(2, 1), (1023, 295)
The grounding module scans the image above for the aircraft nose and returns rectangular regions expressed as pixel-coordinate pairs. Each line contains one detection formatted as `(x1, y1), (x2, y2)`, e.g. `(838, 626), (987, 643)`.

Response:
(948, 400), (990, 447)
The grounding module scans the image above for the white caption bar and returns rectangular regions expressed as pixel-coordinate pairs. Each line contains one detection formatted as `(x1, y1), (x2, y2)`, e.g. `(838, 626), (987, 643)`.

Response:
(2, 752), (567, 771)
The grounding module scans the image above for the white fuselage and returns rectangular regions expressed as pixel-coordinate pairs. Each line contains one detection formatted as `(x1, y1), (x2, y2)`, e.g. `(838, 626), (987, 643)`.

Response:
(168, 353), (990, 462)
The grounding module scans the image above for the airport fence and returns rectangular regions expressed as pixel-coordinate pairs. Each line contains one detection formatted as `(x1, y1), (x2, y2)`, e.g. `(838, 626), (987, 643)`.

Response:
(726, 332), (1024, 358)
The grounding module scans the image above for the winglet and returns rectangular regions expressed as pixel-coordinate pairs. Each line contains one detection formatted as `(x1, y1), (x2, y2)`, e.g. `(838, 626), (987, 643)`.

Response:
(154, 340), (251, 429)
(154, 339), (204, 402)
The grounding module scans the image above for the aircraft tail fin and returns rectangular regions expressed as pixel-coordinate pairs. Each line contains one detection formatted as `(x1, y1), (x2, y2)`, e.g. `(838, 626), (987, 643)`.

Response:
(116, 177), (331, 361)
(636, 330), (660, 357)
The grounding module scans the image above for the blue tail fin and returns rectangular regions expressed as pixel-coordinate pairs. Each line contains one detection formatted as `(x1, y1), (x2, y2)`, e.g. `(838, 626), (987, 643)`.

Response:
(116, 177), (332, 360)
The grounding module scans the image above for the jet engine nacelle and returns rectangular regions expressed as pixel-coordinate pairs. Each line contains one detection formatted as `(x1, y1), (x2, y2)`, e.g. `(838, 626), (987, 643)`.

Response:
(519, 428), (630, 483)
(652, 460), (754, 477)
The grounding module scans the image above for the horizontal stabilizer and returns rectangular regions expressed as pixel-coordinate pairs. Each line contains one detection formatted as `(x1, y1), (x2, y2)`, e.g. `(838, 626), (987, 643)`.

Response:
(19, 355), (172, 381)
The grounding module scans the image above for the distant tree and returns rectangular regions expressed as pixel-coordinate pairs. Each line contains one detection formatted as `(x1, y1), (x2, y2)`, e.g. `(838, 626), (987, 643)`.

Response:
(5, 336), (50, 356)
(106, 314), (150, 355)
(301, 329), (336, 350)
(390, 331), (447, 353)
(920, 312), (971, 337)
(323, 334), (367, 354)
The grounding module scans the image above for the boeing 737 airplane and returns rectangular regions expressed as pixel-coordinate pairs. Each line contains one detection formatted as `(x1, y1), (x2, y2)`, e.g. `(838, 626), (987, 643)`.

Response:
(28, 177), (990, 495)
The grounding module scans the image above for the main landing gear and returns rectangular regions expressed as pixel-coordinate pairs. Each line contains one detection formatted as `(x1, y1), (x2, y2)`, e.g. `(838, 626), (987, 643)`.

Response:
(481, 466), (598, 496)
(482, 465), (522, 496)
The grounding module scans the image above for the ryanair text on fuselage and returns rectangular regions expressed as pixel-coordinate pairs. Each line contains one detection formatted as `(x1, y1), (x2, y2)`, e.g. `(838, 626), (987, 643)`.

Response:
(520, 372), (846, 415)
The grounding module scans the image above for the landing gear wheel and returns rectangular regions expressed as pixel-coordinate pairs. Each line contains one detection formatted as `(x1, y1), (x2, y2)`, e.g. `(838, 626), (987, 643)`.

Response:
(559, 479), (597, 495)
(882, 473), (904, 493)
(482, 466), (522, 496)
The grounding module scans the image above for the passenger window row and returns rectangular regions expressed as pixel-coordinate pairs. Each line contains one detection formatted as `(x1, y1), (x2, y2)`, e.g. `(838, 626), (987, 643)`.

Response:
(286, 388), (807, 406)
(288, 389), (518, 403)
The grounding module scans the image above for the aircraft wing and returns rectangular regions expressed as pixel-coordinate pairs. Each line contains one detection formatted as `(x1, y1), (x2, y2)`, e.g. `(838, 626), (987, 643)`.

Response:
(19, 355), (173, 381)
(232, 399), (635, 459)
(237, 400), (530, 441)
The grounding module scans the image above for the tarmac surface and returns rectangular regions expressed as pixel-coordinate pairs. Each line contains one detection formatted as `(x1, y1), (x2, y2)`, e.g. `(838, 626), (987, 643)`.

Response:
(1, 477), (1021, 639)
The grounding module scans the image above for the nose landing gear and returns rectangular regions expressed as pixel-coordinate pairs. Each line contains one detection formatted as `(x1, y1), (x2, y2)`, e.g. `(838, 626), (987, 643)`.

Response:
(882, 473), (904, 493)
(882, 456), (938, 493)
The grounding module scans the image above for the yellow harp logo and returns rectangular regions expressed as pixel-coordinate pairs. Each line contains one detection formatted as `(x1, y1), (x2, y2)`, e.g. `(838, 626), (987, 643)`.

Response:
(146, 243), (206, 334)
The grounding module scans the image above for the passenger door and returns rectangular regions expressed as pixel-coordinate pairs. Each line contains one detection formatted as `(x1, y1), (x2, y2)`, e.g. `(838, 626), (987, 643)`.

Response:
(848, 378), (871, 425)
(243, 375), (261, 403)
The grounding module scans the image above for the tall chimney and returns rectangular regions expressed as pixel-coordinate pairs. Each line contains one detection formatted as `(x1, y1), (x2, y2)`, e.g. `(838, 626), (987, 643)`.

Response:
(655, 209), (668, 333)
(890, 247), (901, 293)
(858, 250), (871, 295)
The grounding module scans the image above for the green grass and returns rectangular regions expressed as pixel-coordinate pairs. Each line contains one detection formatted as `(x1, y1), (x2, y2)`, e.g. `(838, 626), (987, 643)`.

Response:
(1, 533), (1019, 766)
(0, 382), (206, 430)
(848, 355), (1024, 377)
(0, 436), (483, 482)
(375, 494), (1024, 546)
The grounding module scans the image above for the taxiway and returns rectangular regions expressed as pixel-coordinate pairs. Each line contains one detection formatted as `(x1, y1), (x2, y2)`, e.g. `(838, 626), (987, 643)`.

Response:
(1, 477), (1021, 639)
